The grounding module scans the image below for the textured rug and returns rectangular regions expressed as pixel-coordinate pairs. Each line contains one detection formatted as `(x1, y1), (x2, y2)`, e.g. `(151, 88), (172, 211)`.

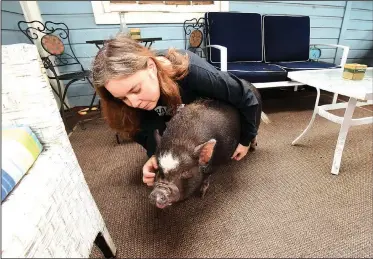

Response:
(69, 90), (373, 258)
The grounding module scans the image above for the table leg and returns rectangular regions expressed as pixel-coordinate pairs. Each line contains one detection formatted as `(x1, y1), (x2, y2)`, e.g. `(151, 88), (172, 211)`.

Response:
(94, 226), (117, 258)
(332, 93), (338, 104)
(331, 97), (357, 175)
(292, 87), (321, 145)
(148, 41), (154, 48)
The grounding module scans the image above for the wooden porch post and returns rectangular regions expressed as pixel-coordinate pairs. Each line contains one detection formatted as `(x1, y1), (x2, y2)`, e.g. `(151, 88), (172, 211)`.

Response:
(19, 1), (70, 109)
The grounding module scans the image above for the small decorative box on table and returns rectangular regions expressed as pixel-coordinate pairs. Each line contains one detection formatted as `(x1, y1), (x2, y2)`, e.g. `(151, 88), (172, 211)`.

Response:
(343, 63), (367, 80)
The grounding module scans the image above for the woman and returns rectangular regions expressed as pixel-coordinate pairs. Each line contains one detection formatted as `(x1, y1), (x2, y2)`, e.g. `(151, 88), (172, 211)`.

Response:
(92, 34), (260, 187)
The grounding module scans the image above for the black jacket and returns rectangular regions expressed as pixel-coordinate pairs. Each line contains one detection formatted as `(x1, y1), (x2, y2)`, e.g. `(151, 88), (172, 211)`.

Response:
(133, 50), (259, 157)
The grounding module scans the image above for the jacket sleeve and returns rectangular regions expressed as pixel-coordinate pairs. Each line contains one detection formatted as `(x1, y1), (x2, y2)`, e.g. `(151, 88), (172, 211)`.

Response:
(186, 64), (259, 147)
(133, 113), (167, 158)
(133, 130), (157, 158)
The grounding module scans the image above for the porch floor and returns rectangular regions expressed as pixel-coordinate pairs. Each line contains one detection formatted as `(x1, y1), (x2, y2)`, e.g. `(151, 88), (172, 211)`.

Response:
(68, 88), (373, 258)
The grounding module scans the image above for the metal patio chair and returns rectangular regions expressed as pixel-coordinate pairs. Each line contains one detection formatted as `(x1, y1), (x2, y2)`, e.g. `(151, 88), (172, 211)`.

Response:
(18, 20), (99, 128)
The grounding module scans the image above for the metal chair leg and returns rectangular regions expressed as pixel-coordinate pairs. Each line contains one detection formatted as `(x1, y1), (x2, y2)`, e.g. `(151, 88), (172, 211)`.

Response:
(86, 77), (98, 112)
(51, 85), (69, 110)
(54, 79), (72, 132)
(62, 78), (79, 109)
(88, 91), (97, 111)
(115, 133), (121, 144)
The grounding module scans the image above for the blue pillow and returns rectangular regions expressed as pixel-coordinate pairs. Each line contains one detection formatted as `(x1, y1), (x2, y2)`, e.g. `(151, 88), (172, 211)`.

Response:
(2, 126), (43, 202)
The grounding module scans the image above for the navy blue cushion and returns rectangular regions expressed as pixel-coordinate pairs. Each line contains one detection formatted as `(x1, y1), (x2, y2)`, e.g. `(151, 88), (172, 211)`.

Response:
(205, 12), (262, 63)
(264, 15), (310, 62)
(214, 62), (288, 83)
(275, 61), (339, 70)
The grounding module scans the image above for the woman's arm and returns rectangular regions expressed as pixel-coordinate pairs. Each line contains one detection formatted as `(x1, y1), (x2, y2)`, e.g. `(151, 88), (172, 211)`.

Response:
(184, 53), (259, 146)
(133, 114), (167, 157)
(133, 130), (155, 158)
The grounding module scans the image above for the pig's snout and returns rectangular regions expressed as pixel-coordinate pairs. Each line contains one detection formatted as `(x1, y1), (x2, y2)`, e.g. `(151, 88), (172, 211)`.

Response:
(149, 183), (181, 209)
(149, 189), (170, 209)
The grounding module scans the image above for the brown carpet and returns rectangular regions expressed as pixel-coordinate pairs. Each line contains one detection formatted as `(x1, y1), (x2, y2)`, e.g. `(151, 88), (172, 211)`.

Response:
(69, 90), (373, 258)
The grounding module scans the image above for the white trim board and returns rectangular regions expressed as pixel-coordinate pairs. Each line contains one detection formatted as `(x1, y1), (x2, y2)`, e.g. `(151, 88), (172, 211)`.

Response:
(91, 1), (229, 24)
(19, 1), (70, 108)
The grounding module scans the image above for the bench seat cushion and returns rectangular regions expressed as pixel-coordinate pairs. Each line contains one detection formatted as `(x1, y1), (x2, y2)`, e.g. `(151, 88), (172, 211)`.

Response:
(214, 62), (288, 83)
(274, 61), (339, 70)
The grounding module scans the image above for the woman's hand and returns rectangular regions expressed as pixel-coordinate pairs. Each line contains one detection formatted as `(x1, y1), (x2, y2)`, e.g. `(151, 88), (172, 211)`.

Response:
(231, 144), (249, 161)
(142, 155), (158, 186)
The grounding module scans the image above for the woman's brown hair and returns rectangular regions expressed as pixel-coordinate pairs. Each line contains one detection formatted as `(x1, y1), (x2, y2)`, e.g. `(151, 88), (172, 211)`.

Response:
(91, 34), (189, 138)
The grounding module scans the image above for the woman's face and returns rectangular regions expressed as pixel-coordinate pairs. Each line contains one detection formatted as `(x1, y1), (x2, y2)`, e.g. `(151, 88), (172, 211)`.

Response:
(105, 59), (160, 110)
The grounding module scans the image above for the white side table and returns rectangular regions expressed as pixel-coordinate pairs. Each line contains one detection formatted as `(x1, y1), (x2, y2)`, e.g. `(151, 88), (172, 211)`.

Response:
(288, 68), (373, 175)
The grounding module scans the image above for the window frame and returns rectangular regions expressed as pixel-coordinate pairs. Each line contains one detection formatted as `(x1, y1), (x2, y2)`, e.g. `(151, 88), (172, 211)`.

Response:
(91, 1), (229, 24)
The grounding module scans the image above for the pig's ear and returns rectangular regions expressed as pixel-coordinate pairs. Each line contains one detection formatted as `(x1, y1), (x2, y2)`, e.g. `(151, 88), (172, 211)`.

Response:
(154, 129), (162, 147)
(194, 139), (217, 165)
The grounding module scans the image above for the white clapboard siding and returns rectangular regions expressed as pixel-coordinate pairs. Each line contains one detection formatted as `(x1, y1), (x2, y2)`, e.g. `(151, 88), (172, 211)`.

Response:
(342, 1), (373, 67)
(1, 1), (30, 45)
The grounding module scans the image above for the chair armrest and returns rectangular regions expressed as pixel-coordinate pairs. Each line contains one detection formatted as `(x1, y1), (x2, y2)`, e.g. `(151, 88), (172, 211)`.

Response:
(204, 45), (228, 72)
(311, 43), (350, 67)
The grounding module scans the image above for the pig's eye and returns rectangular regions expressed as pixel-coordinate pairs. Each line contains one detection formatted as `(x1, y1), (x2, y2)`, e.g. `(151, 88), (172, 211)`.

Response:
(181, 171), (193, 179)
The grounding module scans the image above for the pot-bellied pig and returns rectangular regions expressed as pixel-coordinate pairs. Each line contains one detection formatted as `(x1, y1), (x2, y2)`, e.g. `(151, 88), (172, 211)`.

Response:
(149, 89), (268, 209)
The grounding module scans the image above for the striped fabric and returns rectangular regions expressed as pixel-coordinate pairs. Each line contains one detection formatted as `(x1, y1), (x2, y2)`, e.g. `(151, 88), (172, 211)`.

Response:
(1, 126), (43, 202)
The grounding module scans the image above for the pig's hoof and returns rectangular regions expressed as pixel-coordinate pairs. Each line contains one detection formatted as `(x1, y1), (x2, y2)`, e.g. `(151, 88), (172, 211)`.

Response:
(249, 141), (258, 152)
(200, 181), (210, 198)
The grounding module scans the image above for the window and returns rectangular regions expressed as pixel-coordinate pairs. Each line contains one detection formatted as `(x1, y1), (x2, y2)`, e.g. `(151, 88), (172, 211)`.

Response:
(92, 1), (229, 24)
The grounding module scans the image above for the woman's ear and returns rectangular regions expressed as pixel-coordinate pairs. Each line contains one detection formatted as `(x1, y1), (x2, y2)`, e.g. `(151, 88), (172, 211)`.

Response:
(147, 58), (157, 72)
(147, 58), (157, 79)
